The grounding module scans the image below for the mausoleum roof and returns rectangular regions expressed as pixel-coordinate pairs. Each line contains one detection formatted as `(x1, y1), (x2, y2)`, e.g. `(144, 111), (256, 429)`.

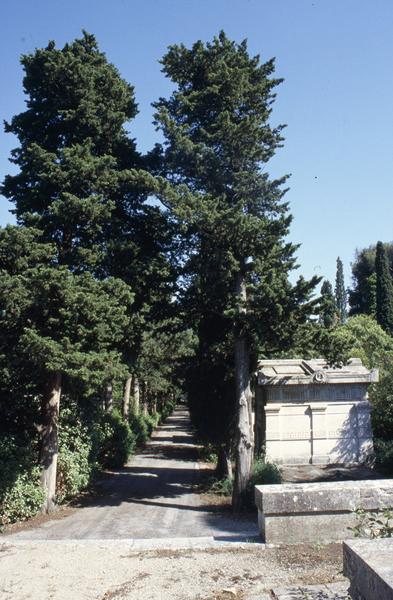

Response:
(256, 358), (378, 386)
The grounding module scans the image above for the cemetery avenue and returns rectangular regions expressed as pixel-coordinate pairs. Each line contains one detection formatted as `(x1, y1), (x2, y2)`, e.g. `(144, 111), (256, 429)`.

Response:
(3, 409), (257, 541)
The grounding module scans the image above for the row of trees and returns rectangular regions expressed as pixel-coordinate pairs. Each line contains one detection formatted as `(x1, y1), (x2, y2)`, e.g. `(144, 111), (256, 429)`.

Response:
(4, 31), (391, 520)
(1, 31), (321, 515)
(295, 248), (393, 466)
(0, 33), (191, 516)
(349, 241), (393, 334)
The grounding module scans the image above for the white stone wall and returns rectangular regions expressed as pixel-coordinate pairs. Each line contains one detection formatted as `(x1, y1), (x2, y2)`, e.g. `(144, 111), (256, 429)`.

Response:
(262, 385), (373, 465)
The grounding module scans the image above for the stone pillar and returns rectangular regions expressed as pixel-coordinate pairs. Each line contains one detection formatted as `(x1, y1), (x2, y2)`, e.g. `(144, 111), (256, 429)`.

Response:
(264, 405), (281, 462)
(310, 403), (328, 464)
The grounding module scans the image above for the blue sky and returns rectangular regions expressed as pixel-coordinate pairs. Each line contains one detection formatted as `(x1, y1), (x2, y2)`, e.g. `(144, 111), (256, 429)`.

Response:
(1, 0), (393, 288)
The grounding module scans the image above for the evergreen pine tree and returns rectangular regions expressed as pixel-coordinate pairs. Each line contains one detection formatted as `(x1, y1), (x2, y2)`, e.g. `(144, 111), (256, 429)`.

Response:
(0, 32), (142, 509)
(375, 241), (393, 335)
(348, 243), (393, 316)
(154, 32), (319, 508)
(319, 279), (337, 328)
(2, 31), (139, 272)
(0, 226), (131, 511)
(335, 257), (347, 323)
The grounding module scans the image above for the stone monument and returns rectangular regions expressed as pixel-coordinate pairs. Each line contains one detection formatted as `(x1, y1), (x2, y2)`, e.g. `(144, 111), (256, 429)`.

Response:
(254, 358), (378, 465)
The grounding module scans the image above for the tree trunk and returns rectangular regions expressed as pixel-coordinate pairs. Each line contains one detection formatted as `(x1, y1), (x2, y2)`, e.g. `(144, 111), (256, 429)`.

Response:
(232, 267), (253, 512)
(40, 370), (62, 514)
(142, 380), (148, 416)
(152, 394), (157, 415)
(132, 375), (140, 415)
(104, 383), (113, 412)
(215, 444), (233, 480)
(122, 376), (132, 421)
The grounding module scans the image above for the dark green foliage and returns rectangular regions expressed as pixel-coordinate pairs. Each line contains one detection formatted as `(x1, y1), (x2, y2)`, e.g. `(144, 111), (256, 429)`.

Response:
(375, 241), (393, 336)
(349, 243), (393, 316)
(96, 410), (135, 468)
(144, 413), (160, 434)
(245, 459), (281, 507)
(0, 31), (182, 521)
(129, 413), (150, 446)
(128, 412), (163, 447)
(159, 399), (176, 422)
(318, 327), (354, 366)
(210, 477), (233, 497)
(1, 32), (139, 273)
(0, 435), (44, 527)
(154, 31), (319, 448)
(370, 352), (393, 440)
(319, 279), (337, 328)
(0, 228), (132, 393)
(317, 314), (393, 442)
(335, 257), (347, 323)
(248, 459), (282, 487)
(374, 439), (393, 473)
(56, 407), (95, 503)
(136, 321), (196, 409)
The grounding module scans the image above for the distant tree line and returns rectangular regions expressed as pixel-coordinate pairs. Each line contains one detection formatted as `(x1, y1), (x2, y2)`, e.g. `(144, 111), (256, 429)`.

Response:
(300, 244), (393, 473)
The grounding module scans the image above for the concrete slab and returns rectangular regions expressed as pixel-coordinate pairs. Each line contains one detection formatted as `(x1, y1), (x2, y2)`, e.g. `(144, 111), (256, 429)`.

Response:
(343, 538), (393, 600)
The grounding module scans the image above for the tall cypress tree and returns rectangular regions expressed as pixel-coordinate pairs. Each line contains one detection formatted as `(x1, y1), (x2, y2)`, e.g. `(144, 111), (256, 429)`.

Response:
(0, 32), (142, 510)
(320, 279), (337, 328)
(154, 32), (319, 508)
(375, 241), (393, 335)
(2, 31), (140, 272)
(335, 257), (347, 323)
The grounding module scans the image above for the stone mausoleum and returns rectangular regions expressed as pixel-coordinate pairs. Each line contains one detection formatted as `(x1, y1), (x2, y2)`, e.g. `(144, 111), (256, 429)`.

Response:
(254, 358), (378, 465)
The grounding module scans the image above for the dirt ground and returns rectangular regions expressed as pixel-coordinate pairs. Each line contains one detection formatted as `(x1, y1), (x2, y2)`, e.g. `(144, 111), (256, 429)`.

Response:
(0, 541), (344, 600)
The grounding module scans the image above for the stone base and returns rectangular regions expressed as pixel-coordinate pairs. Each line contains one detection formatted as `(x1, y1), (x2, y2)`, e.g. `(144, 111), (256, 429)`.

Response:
(259, 511), (356, 545)
(343, 538), (393, 600)
(255, 479), (393, 544)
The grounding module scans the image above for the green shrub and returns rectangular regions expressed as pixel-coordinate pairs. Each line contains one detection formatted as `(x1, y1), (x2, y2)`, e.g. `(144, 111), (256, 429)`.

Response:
(351, 508), (393, 538)
(129, 413), (150, 446)
(198, 443), (218, 464)
(374, 438), (393, 473)
(1, 468), (44, 527)
(249, 458), (282, 487)
(129, 412), (160, 446)
(245, 458), (282, 508)
(56, 409), (94, 503)
(0, 435), (44, 527)
(160, 400), (175, 421)
(97, 410), (135, 468)
(210, 476), (233, 496)
(144, 413), (159, 435)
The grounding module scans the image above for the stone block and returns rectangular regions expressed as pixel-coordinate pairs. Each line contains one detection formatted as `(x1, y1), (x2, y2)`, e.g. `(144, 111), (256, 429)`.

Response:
(255, 480), (393, 544)
(343, 538), (393, 600)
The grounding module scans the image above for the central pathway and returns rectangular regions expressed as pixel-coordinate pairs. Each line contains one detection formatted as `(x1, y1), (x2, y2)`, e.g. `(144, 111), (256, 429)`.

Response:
(6, 408), (257, 540)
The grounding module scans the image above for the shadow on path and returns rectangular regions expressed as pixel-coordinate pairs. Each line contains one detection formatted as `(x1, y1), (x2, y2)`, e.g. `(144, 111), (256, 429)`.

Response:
(5, 407), (258, 540)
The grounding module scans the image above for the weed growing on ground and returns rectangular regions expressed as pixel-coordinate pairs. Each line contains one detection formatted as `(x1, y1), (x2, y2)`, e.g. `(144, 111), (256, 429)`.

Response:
(350, 508), (393, 538)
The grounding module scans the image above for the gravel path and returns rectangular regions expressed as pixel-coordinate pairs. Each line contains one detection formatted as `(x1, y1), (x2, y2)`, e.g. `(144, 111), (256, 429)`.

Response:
(4, 408), (256, 541)
(0, 540), (346, 600)
(0, 409), (349, 599)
